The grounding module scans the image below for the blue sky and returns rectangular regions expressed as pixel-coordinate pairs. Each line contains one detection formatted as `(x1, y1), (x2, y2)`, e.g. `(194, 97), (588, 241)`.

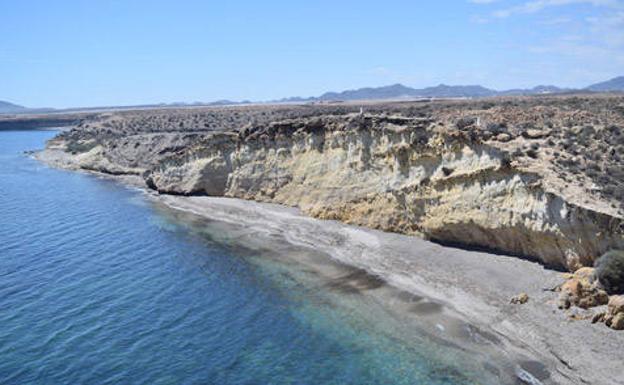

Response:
(1, 0), (623, 108)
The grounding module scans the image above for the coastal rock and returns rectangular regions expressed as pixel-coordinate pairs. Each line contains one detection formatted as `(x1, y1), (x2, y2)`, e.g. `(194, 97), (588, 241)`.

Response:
(511, 293), (529, 304)
(557, 268), (609, 309)
(591, 311), (606, 324)
(42, 97), (624, 271)
(566, 307), (596, 321)
(155, 116), (623, 270)
(604, 295), (624, 330)
(610, 313), (624, 330)
(608, 294), (624, 313)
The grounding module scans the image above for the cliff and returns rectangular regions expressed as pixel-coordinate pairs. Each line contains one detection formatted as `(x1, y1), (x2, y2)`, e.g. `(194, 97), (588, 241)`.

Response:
(43, 96), (624, 270)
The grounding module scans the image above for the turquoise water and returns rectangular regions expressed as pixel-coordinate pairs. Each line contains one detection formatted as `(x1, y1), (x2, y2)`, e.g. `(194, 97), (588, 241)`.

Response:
(0, 130), (514, 384)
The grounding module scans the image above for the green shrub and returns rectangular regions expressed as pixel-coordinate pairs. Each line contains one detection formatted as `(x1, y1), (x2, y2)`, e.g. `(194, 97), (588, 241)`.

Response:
(595, 250), (624, 294)
(456, 117), (477, 130)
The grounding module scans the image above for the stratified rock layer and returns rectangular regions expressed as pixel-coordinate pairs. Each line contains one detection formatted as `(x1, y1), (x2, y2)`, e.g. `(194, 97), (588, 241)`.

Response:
(44, 96), (624, 270)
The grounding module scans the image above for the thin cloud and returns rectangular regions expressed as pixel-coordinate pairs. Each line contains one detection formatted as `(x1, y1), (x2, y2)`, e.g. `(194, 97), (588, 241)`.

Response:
(469, 14), (490, 23)
(587, 12), (624, 46)
(527, 19), (624, 67)
(539, 16), (573, 24)
(492, 0), (622, 18)
(529, 39), (624, 67)
(469, 0), (624, 83)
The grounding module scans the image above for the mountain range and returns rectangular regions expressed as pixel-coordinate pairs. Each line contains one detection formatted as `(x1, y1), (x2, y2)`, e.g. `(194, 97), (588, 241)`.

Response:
(2, 76), (623, 114)
(281, 76), (624, 102)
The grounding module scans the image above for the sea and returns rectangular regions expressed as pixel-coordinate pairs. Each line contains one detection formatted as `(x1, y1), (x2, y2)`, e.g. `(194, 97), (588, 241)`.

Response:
(0, 130), (527, 384)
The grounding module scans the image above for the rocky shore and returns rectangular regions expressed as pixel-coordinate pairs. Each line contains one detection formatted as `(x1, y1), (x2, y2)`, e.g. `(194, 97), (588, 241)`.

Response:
(32, 95), (624, 384)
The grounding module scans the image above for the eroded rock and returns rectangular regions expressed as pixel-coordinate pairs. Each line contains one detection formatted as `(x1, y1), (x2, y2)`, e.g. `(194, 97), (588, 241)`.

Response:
(511, 293), (529, 304)
(605, 295), (624, 330)
(558, 267), (609, 309)
(41, 97), (624, 271)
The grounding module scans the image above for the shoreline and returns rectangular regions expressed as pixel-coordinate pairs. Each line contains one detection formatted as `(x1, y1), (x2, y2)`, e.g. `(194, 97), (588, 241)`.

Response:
(34, 148), (624, 385)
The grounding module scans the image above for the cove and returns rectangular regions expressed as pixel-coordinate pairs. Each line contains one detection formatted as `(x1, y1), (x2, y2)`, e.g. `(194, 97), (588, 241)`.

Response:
(0, 130), (514, 384)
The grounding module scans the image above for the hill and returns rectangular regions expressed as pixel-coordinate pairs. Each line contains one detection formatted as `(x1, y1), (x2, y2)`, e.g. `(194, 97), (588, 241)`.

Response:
(586, 76), (624, 92)
(0, 101), (26, 114)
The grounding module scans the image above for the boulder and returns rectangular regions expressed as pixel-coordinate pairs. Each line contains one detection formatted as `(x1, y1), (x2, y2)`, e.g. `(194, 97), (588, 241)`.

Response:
(610, 313), (624, 330)
(511, 293), (529, 304)
(609, 295), (624, 314)
(558, 268), (609, 309)
(521, 129), (550, 139)
(591, 311), (606, 324)
(574, 267), (596, 282)
(604, 295), (624, 330)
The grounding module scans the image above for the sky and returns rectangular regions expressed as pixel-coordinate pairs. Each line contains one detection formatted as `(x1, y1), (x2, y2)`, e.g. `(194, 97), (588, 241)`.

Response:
(1, 0), (623, 108)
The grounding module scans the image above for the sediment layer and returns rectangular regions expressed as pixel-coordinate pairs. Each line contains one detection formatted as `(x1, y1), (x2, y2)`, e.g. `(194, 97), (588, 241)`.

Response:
(41, 96), (624, 270)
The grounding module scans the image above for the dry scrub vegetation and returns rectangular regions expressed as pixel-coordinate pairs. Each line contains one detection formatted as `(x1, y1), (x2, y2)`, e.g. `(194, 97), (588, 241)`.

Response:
(56, 94), (624, 214)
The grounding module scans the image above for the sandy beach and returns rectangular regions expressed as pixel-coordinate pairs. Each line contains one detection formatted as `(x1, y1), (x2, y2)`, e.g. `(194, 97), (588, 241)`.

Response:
(150, 194), (623, 385)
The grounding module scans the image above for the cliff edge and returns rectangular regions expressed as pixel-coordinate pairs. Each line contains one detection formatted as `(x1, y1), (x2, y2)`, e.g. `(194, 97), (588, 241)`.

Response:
(43, 96), (624, 270)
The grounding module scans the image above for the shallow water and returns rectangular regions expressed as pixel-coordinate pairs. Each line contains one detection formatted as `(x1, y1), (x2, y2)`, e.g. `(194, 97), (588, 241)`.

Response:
(0, 130), (523, 384)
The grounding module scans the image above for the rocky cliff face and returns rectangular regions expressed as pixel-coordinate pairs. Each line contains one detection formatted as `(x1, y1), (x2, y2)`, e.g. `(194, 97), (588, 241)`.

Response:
(44, 97), (624, 270)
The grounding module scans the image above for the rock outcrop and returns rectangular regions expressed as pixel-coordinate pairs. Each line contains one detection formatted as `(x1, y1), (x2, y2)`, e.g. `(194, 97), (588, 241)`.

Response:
(592, 295), (624, 330)
(558, 267), (609, 309)
(510, 293), (529, 304)
(42, 96), (624, 270)
(605, 295), (624, 330)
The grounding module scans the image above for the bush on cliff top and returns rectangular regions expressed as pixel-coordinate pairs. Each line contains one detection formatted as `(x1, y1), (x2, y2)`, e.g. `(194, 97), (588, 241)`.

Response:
(595, 250), (624, 294)
(66, 140), (97, 154)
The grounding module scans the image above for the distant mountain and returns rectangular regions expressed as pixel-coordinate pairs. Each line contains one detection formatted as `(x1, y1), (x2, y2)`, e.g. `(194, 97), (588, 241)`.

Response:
(294, 82), (588, 102)
(318, 84), (419, 101)
(585, 76), (624, 92)
(314, 83), (497, 101)
(0, 100), (26, 114)
(531, 85), (568, 94)
(2, 75), (623, 113)
(498, 85), (570, 96)
(206, 99), (252, 106)
(278, 96), (316, 103)
(416, 84), (496, 98)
